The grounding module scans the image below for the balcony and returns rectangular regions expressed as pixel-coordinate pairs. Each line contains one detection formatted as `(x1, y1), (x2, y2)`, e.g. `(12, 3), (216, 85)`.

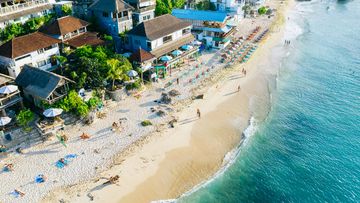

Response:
(136, 5), (155, 13)
(0, 90), (22, 110)
(0, 0), (50, 16)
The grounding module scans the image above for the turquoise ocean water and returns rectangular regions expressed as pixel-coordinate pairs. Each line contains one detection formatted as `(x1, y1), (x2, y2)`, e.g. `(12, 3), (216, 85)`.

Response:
(178, 0), (360, 202)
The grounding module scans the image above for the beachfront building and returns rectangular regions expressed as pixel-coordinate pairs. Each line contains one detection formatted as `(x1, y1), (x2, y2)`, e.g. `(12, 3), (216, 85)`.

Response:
(15, 65), (73, 108)
(88, 0), (134, 36)
(172, 9), (234, 49)
(0, 32), (61, 77)
(125, 14), (198, 77)
(0, 0), (55, 29)
(129, 48), (156, 82)
(40, 16), (104, 49)
(0, 73), (23, 117)
(124, 0), (155, 25)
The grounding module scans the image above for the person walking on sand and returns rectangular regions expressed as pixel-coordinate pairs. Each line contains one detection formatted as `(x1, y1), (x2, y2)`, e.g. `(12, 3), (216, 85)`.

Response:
(238, 85), (241, 92)
(197, 109), (201, 119)
(176, 78), (179, 85)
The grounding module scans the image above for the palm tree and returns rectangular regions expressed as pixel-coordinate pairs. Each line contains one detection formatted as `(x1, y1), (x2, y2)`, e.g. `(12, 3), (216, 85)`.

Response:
(56, 55), (67, 74)
(106, 59), (123, 91)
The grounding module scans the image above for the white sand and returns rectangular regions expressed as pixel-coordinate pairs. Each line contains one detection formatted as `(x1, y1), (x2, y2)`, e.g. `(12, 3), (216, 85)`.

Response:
(0, 1), (293, 203)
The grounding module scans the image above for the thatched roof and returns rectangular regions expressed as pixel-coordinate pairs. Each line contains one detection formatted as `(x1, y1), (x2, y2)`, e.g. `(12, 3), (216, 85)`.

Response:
(127, 14), (192, 41)
(15, 66), (72, 100)
(40, 16), (90, 36)
(0, 32), (61, 59)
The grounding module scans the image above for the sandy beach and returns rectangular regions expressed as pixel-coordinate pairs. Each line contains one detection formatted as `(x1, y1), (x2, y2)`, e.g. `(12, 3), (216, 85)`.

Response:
(0, 1), (294, 203)
(40, 1), (294, 202)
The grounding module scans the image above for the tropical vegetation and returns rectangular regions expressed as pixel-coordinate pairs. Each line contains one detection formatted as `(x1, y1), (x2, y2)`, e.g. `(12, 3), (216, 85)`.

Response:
(61, 4), (72, 16)
(155, 0), (186, 16)
(16, 109), (35, 131)
(0, 14), (54, 42)
(258, 6), (267, 15)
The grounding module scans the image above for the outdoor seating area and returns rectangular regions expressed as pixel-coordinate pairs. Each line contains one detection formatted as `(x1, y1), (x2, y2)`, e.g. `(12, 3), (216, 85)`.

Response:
(35, 108), (65, 135)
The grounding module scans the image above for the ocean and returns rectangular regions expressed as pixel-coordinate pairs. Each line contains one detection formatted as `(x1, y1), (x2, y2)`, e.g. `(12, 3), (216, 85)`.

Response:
(178, 0), (360, 202)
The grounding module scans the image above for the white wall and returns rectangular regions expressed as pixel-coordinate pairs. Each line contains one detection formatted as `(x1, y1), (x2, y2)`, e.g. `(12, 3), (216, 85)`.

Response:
(0, 44), (60, 77)
(151, 26), (192, 50)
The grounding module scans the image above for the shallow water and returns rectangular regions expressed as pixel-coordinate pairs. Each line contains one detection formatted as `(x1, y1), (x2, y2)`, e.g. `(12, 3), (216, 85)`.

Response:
(179, 0), (360, 202)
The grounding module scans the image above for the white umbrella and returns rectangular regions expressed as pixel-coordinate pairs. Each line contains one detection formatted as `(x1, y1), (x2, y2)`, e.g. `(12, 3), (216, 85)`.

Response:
(0, 117), (11, 126)
(127, 70), (138, 77)
(43, 108), (63, 117)
(192, 40), (202, 45)
(0, 85), (18, 94)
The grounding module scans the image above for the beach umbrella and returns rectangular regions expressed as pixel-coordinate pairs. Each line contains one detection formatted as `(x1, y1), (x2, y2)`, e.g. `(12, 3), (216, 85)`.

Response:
(127, 70), (138, 77)
(43, 108), (63, 118)
(192, 40), (202, 46)
(0, 117), (11, 126)
(171, 50), (183, 56)
(0, 85), (18, 94)
(160, 55), (173, 61)
(181, 45), (193, 51)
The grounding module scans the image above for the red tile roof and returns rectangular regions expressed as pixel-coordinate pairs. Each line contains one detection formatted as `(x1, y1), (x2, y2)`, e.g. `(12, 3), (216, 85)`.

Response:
(63, 32), (105, 48)
(41, 16), (90, 36)
(0, 32), (61, 59)
(130, 48), (155, 63)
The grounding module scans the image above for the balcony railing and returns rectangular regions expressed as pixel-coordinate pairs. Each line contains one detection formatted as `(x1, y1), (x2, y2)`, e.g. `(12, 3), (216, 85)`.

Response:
(0, 0), (49, 16)
(0, 90), (22, 110)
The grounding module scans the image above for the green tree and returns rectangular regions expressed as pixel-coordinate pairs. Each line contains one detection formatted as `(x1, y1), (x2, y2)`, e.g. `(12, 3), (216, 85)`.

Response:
(16, 109), (35, 131)
(56, 55), (68, 74)
(61, 5), (72, 16)
(55, 90), (89, 117)
(258, 6), (267, 15)
(106, 59), (124, 90)
(242, 4), (251, 17)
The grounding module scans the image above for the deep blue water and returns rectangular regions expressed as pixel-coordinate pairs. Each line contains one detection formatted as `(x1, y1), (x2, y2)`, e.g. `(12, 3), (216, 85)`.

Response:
(179, 0), (360, 202)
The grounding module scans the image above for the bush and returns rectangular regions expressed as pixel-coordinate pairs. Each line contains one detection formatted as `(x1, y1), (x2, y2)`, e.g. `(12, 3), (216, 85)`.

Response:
(55, 90), (89, 117)
(61, 5), (72, 16)
(16, 109), (35, 131)
(126, 80), (141, 90)
(141, 120), (152, 126)
(258, 6), (267, 15)
(87, 97), (102, 109)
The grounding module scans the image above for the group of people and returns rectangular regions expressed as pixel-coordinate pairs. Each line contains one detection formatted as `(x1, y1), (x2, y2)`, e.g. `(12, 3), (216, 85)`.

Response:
(285, 40), (291, 45)
(242, 68), (247, 76)
(112, 120), (123, 132)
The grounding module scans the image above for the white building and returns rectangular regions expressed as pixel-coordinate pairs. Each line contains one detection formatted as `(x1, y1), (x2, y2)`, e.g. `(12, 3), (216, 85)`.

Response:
(0, 32), (61, 77)
(124, 0), (155, 25)
(125, 14), (194, 58)
(0, 0), (55, 29)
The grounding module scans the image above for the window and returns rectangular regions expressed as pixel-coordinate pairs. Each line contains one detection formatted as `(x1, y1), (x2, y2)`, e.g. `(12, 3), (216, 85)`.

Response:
(37, 59), (48, 67)
(182, 28), (191, 35)
(63, 33), (71, 39)
(112, 12), (117, 18)
(37, 48), (44, 54)
(44, 45), (53, 51)
(134, 39), (140, 45)
(123, 11), (128, 17)
(163, 35), (172, 44)
(147, 15), (151, 20)
(146, 41), (151, 49)
(102, 12), (109, 17)
(143, 16), (146, 21)
(79, 27), (86, 33)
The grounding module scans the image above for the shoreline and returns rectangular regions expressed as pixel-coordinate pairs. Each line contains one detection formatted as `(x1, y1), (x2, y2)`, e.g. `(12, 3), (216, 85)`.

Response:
(43, 1), (295, 202)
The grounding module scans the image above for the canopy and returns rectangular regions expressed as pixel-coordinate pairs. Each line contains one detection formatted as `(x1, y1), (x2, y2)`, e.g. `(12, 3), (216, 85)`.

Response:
(43, 108), (63, 117)
(0, 117), (11, 126)
(0, 85), (18, 94)
(171, 50), (183, 56)
(160, 55), (173, 61)
(181, 45), (193, 51)
(127, 70), (138, 77)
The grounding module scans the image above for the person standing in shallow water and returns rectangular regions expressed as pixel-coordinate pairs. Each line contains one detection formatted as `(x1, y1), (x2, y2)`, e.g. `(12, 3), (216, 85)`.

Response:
(197, 109), (201, 119)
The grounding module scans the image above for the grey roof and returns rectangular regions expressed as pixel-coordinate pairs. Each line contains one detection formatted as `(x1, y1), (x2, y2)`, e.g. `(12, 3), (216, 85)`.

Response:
(88, 0), (134, 13)
(0, 4), (53, 23)
(15, 66), (71, 100)
(127, 14), (192, 41)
